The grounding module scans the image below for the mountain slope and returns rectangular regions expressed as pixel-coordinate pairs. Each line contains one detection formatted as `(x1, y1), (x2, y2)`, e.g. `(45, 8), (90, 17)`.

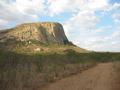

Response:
(0, 22), (69, 44)
(0, 22), (87, 53)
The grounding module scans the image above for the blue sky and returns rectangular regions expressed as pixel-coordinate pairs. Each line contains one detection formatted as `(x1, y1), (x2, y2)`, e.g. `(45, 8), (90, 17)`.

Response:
(0, 0), (120, 52)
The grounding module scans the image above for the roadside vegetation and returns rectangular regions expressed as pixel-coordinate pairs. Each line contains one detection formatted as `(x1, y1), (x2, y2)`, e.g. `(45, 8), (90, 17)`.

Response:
(0, 48), (120, 90)
(0, 41), (120, 90)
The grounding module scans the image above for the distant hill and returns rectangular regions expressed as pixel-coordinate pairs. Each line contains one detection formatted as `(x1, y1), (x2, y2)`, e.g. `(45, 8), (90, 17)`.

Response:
(0, 22), (87, 53)
(0, 22), (69, 44)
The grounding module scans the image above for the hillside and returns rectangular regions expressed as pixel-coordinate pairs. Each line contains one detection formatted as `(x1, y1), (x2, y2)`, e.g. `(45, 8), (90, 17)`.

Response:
(0, 22), (69, 44)
(0, 22), (87, 53)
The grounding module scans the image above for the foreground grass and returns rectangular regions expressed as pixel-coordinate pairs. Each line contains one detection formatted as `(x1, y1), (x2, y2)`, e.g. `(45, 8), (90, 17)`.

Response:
(0, 49), (120, 90)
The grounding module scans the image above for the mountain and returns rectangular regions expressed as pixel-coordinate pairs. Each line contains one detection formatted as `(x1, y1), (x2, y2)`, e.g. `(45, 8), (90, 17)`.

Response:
(0, 22), (69, 44)
(0, 23), (89, 90)
(0, 22), (87, 53)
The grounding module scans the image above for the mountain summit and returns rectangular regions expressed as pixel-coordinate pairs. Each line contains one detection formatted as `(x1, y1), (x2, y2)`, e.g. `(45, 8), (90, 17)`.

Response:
(0, 22), (69, 44)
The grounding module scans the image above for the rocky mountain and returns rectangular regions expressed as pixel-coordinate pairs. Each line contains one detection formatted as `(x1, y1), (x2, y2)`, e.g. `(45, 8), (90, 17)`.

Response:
(0, 22), (69, 44)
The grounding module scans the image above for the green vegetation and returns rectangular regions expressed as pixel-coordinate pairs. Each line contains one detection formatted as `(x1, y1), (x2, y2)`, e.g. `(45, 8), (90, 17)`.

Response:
(0, 48), (120, 90)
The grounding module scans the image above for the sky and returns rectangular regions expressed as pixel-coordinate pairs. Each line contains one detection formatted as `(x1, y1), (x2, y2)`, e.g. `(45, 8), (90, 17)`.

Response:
(0, 0), (120, 52)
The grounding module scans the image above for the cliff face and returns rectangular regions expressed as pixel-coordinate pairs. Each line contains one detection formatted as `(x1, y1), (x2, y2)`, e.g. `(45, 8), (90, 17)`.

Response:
(0, 22), (69, 44)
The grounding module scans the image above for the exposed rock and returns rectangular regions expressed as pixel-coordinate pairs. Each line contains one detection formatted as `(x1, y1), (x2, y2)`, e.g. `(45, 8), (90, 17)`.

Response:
(34, 48), (43, 52)
(0, 22), (69, 44)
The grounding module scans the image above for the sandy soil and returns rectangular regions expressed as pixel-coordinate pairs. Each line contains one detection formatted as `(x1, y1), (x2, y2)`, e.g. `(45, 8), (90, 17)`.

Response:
(41, 63), (120, 90)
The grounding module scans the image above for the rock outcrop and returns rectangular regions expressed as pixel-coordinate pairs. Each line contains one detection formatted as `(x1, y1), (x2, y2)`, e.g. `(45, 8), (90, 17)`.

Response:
(0, 22), (69, 44)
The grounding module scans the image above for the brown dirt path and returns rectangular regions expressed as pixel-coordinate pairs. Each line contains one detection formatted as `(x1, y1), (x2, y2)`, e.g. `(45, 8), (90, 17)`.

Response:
(41, 63), (120, 90)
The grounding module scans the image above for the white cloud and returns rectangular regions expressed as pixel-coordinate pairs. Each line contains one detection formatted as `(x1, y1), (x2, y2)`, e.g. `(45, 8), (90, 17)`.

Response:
(87, 0), (109, 11)
(64, 11), (99, 38)
(112, 13), (120, 24)
(47, 0), (110, 16)
(67, 28), (120, 52)
(0, 19), (8, 25)
(0, 0), (112, 27)
(47, 0), (71, 16)
(64, 11), (120, 52)
(0, 19), (9, 29)
(0, 0), (45, 29)
(61, 0), (120, 52)
(108, 3), (120, 11)
(15, 0), (45, 15)
(71, 11), (99, 29)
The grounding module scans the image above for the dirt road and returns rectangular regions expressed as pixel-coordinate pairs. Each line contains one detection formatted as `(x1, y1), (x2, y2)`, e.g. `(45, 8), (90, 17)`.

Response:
(41, 63), (120, 90)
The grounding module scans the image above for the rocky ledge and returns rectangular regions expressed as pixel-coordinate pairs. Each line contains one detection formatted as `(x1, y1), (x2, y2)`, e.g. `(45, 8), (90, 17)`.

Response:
(0, 22), (69, 44)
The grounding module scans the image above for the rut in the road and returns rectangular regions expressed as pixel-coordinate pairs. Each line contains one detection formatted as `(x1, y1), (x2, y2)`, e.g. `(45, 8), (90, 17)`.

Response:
(41, 63), (120, 90)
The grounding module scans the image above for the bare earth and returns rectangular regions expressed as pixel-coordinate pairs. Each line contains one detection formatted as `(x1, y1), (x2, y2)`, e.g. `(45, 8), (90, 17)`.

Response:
(41, 63), (120, 90)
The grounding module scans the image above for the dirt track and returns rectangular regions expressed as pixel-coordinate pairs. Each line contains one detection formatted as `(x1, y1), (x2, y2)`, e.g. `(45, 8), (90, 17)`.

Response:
(41, 63), (120, 90)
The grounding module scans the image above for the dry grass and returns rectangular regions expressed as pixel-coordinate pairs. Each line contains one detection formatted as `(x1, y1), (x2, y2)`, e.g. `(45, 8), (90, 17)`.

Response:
(0, 49), (95, 90)
(0, 40), (88, 54)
